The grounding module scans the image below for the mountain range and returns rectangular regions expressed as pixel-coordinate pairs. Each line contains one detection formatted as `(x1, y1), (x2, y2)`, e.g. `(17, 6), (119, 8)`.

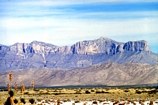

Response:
(0, 37), (158, 86)
(0, 37), (157, 71)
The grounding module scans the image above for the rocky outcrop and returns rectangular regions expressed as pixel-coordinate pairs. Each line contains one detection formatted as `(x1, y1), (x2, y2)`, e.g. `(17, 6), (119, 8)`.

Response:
(0, 45), (9, 53)
(123, 40), (150, 52)
(71, 37), (150, 55)
(0, 37), (157, 71)
(71, 37), (119, 54)
(0, 45), (9, 60)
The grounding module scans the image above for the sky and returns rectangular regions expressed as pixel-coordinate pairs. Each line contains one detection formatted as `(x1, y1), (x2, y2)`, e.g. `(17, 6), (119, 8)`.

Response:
(0, 0), (158, 53)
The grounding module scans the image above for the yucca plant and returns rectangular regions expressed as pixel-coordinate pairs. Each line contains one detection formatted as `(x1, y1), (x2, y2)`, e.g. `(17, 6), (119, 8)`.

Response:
(31, 80), (34, 90)
(14, 82), (18, 91)
(21, 83), (25, 98)
(9, 72), (12, 89)
(21, 83), (25, 92)
(9, 72), (12, 82)
(7, 83), (10, 92)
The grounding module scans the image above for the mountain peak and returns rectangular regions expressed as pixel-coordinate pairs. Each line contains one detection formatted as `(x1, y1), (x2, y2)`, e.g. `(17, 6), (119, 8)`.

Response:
(98, 37), (111, 40)
(99, 36), (106, 39)
(31, 40), (44, 44)
(124, 40), (150, 51)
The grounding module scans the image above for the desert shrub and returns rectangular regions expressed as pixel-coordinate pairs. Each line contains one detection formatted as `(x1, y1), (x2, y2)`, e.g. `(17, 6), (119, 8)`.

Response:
(75, 91), (81, 94)
(96, 90), (105, 94)
(91, 89), (95, 92)
(34, 89), (39, 91)
(0, 89), (5, 91)
(29, 98), (35, 104)
(104, 92), (110, 94)
(124, 89), (129, 92)
(92, 101), (97, 104)
(9, 90), (15, 96)
(3, 89), (8, 91)
(24, 92), (29, 94)
(54, 89), (58, 92)
(75, 100), (80, 103)
(96, 91), (101, 94)
(20, 98), (26, 104)
(54, 93), (59, 95)
(148, 90), (157, 94)
(14, 99), (18, 104)
(136, 90), (142, 94)
(101, 91), (105, 93)
(142, 90), (147, 93)
(85, 90), (91, 94)
(75, 90), (81, 94)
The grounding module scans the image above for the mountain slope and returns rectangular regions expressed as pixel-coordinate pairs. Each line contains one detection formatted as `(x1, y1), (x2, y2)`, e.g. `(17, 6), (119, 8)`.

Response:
(0, 37), (157, 71)
(0, 62), (157, 86)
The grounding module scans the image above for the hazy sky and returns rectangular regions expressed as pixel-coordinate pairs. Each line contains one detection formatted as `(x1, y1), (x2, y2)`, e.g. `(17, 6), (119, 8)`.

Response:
(0, 0), (158, 53)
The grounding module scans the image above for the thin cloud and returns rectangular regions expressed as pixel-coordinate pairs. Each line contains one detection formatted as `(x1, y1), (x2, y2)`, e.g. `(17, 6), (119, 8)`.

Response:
(1, 16), (158, 45)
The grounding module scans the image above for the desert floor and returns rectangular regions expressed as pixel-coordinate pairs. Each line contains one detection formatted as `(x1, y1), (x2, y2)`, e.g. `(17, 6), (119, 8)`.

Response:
(0, 86), (157, 105)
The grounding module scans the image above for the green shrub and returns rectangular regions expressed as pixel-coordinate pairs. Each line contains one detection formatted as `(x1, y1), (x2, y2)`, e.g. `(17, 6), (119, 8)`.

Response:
(124, 89), (129, 92)
(148, 90), (157, 94)
(9, 90), (15, 96)
(135, 90), (142, 94)
(96, 91), (105, 94)
(91, 89), (95, 92)
(20, 98), (26, 104)
(85, 90), (91, 94)
(29, 98), (35, 104)
(14, 99), (18, 104)
(24, 92), (29, 94)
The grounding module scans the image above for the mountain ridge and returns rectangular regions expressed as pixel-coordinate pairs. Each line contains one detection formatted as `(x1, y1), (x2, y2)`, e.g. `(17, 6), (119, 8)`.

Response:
(0, 37), (151, 55)
(0, 37), (157, 71)
(0, 62), (157, 86)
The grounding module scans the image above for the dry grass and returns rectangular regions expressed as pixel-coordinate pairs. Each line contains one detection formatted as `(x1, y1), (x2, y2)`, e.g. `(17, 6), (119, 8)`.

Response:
(0, 87), (157, 105)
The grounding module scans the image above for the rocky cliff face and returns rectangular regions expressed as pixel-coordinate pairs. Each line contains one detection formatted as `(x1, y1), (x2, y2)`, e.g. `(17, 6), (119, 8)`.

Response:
(6, 37), (151, 56)
(0, 45), (9, 56)
(123, 40), (150, 52)
(0, 37), (157, 71)
(71, 37), (120, 55)
(9, 41), (58, 55)
(70, 37), (150, 55)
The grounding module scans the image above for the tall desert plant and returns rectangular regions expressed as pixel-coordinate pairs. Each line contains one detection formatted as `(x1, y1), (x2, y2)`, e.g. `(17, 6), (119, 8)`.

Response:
(21, 83), (25, 97)
(31, 80), (34, 90)
(7, 83), (10, 92)
(21, 83), (25, 92)
(9, 72), (12, 89)
(14, 82), (18, 91)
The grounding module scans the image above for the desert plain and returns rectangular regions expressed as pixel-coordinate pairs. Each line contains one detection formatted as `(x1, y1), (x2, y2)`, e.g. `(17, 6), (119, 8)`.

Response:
(0, 86), (158, 105)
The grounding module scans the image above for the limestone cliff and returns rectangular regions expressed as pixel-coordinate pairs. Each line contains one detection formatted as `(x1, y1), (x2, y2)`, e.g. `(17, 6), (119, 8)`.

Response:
(123, 40), (150, 52)
(5, 37), (151, 56)
(71, 37), (150, 55)
(0, 37), (157, 71)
